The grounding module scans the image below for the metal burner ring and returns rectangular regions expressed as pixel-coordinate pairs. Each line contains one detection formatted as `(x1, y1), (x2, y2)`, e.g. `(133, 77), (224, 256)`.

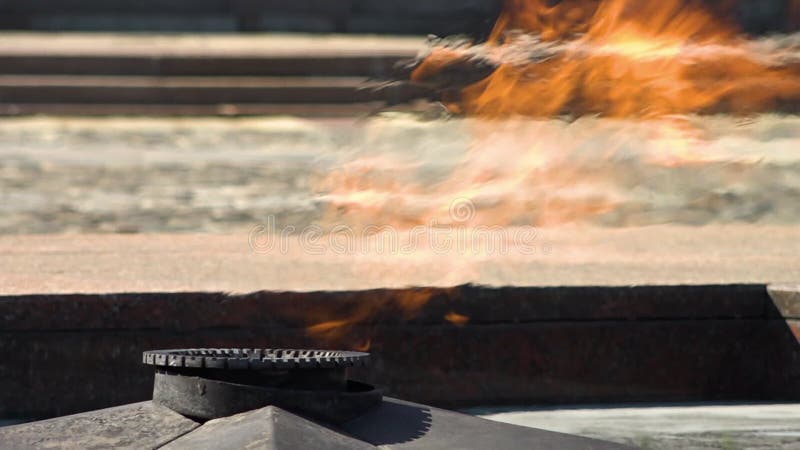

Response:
(143, 348), (370, 370)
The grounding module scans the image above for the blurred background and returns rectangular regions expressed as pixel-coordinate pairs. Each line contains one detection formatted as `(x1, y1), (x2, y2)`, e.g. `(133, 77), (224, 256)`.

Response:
(0, 0), (799, 235)
(0, 0), (791, 34)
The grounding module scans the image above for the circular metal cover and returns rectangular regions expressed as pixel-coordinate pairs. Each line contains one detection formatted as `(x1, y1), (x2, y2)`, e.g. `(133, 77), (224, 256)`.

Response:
(143, 348), (370, 370)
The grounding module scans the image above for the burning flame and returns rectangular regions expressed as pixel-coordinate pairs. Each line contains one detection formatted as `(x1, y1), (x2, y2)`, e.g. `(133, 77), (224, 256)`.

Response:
(317, 0), (800, 227)
(314, 1), (800, 229)
(300, 289), (448, 350)
(315, 118), (663, 228)
(413, 0), (800, 117)
(444, 311), (470, 326)
(296, 2), (800, 343)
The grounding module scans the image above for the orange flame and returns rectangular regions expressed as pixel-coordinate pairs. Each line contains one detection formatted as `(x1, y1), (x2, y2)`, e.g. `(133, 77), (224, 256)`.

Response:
(413, 0), (800, 117)
(314, 118), (634, 228)
(300, 289), (450, 350)
(314, 1), (800, 230)
(444, 311), (470, 326)
(287, 4), (800, 343)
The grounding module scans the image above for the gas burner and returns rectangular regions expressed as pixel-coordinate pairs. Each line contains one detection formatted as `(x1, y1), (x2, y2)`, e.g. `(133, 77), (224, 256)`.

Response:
(146, 348), (380, 424)
(2, 347), (630, 449)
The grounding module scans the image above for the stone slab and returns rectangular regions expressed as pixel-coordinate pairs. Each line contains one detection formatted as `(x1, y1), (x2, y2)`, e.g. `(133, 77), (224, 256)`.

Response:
(0, 402), (200, 449)
(342, 397), (630, 449)
(0, 33), (425, 58)
(162, 406), (375, 450)
(769, 284), (800, 319)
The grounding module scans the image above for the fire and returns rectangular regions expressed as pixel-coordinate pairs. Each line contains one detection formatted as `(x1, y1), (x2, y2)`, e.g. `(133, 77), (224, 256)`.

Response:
(300, 289), (448, 350)
(412, 0), (800, 117)
(309, 0), (800, 228)
(314, 118), (639, 228)
(304, 1), (800, 231)
(287, 2), (800, 341)
(444, 312), (470, 326)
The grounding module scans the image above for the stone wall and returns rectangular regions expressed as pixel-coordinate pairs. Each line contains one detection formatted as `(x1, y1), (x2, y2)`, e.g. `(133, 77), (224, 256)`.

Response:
(2, 284), (799, 420)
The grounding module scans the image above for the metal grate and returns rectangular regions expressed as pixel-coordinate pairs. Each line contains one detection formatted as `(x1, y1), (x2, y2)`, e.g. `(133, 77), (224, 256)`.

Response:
(143, 348), (370, 370)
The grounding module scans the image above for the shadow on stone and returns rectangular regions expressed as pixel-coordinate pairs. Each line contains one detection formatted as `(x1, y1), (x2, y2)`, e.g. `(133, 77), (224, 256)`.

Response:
(765, 284), (800, 400)
(342, 401), (433, 445)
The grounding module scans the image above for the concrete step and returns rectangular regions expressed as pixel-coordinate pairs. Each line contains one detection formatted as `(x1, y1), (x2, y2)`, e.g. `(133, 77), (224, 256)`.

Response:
(0, 74), (430, 105)
(0, 34), (431, 114)
(0, 102), (388, 117)
(0, 54), (409, 77)
(0, 33), (423, 77)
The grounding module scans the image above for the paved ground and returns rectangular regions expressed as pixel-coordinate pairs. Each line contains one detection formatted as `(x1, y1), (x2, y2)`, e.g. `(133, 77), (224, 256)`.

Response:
(478, 403), (800, 449)
(2, 225), (798, 294)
